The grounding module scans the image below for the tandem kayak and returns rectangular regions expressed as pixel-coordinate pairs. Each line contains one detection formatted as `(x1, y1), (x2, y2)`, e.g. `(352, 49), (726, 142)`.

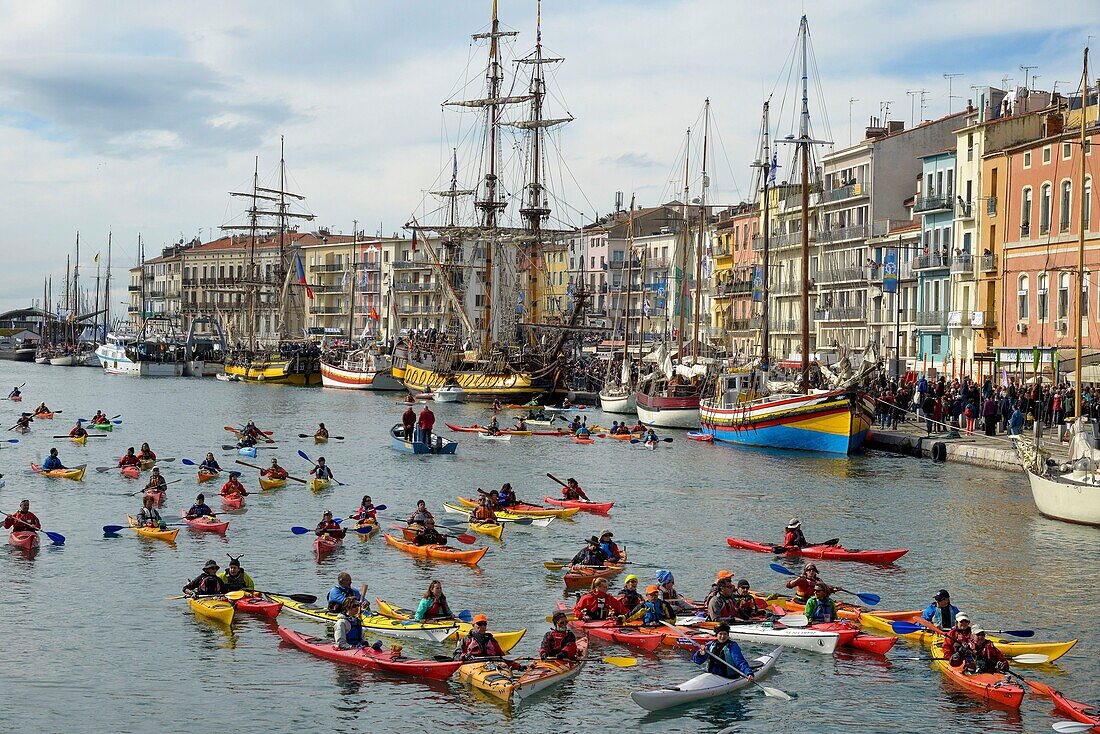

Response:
(930, 655), (1023, 708)
(310, 478), (331, 492)
(259, 477), (286, 490)
(630, 647), (782, 712)
(443, 502), (555, 527)
(542, 496), (614, 514)
(276, 626), (464, 681)
(271, 595), (460, 642)
(197, 470), (219, 483)
(30, 463), (87, 481)
(383, 533), (487, 565)
(725, 536), (908, 564)
(188, 597), (235, 626)
(181, 511), (229, 534)
(233, 594), (284, 619)
(859, 612), (1078, 662)
(374, 599), (526, 652)
(455, 497), (579, 519)
(8, 530), (39, 552)
(456, 637), (588, 703)
(126, 515), (179, 542)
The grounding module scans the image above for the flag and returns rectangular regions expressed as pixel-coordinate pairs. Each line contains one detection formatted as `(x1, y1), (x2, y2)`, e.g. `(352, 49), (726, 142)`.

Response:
(643, 298), (651, 318)
(768, 151), (778, 186)
(411, 229), (418, 253)
(93, 252), (99, 263)
(341, 269), (349, 287)
(296, 254), (313, 299)
(369, 306), (379, 321)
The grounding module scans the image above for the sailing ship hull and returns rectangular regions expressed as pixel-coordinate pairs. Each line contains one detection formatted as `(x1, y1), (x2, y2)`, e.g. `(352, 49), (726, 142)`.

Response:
(320, 360), (404, 391)
(699, 389), (872, 455)
(599, 389), (637, 415)
(635, 392), (699, 429)
(49, 355), (79, 367)
(401, 362), (548, 403)
(224, 358), (321, 386)
(1025, 468), (1100, 526)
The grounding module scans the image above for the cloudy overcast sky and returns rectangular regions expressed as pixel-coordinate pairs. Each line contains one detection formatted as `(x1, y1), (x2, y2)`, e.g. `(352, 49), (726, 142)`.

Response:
(0, 0), (1094, 313)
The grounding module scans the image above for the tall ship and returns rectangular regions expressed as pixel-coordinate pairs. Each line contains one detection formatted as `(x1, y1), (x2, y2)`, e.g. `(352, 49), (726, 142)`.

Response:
(321, 347), (403, 390)
(396, 1), (583, 402)
(699, 16), (874, 454)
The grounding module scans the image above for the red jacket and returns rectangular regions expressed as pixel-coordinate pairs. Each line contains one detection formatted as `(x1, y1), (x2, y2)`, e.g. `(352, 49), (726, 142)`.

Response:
(3, 511), (40, 532)
(418, 409), (435, 431)
(221, 479), (246, 497)
(402, 408), (416, 427)
(941, 627), (974, 659)
(539, 628), (578, 660)
(573, 591), (627, 621)
(118, 454), (140, 467)
(459, 631), (505, 659)
(262, 466), (288, 479)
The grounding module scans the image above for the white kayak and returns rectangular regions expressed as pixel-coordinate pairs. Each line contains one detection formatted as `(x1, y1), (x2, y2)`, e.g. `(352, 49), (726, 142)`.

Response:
(478, 433), (511, 441)
(675, 617), (838, 654)
(630, 647), (782, 712)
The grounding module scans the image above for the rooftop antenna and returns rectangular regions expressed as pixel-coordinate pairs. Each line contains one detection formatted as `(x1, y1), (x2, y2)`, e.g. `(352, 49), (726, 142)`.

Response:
(879, 100), (893, 122)
(1019, 65), (1038, 90)
(1001, 75), (1014, 90)
(944, 73), (964, 113)
(1052, 80), (1072, 96)
(848, 98), (859, 145)
(905, 91), (918, 126)
(918, 89), (929, 121)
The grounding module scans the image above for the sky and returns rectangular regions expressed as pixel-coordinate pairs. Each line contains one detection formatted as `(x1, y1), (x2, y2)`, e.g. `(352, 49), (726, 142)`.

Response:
(0, 0), (1096, 314)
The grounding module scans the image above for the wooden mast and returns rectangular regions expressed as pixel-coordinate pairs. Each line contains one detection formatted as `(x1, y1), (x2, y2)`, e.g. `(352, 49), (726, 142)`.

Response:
(693, 99), (710, 363)
(798, 15), (811, 394)
(1074, 47), (1089, 418)
(760, 101), (772, 372)
(676, 129), (691, 365)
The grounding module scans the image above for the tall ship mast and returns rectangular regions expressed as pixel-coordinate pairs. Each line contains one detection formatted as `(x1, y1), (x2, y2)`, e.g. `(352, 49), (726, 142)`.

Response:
(396, 0), (581, 402)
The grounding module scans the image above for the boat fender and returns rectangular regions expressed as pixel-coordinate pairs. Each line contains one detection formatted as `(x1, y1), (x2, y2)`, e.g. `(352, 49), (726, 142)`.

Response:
(931, 442), (947, 462)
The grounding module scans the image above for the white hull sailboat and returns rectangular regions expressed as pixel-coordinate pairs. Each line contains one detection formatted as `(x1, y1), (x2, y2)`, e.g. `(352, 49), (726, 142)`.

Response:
(599, 389), (636, 414)
(1019, 422), (1100, 526)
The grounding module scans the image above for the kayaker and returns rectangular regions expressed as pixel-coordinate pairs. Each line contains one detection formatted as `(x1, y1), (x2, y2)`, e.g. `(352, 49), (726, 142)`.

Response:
(221, 472), (248, 499)
(691, 623), (755, 682)
(3, 499), (40, 533)
(941, 613), (975, 661)
(401, 406), (416, 441)
(34, 401), (50, 415)
(471, 496), (498, 525)
(7, 386), (21, 400)
(315, 510), (346, 540)
(41, 448), (67, 472)
(334, 598), (366, 649)
(486, 416), (501, 436)
(643, 429), (659, 448)
(656, 569), (694, 612)
(702, 569), (734, 610)
(921, 589), (959, 629)
(136, 495), (166, 529)
(783, 519), (808, 548)
(414, 580), (453, 621)
(407, 500), (434, 526)
(68, 421), (87, 439)
(497, 483), (518, 507)
(456, 614), (510, 662)
(492, 399), (503, 412)
(218, 556), (254, 592)
(730, 579), (760, 620)
(706, 573), (739, 621)
(417, 404), (435, 446)
(352, 495), (377, 524)
(242, 421), (263, 441)
(315, 422), (329, 440)
(261, 458), (288, 480)
(198, 453), (221, 474)
(610, 420), (620, 435)
(967, 628), (1009, 674)
(562, 478), (589, 501)
(185, 494), (215, 520)
(237, 433), (257, 449)
(784, 563), (823, 603)
(144, 467), (167, 493)
(628, 585), (676, 626)
(138, 442), (157, 462)
(117, 447), (140, 468)
(14, 414), (31, 430)
(630, 420), (645, 433)
(515, 417), (528, 431)
(570, 536), (607, 568)
(618, 574), (644, 614)
(326, 572), (368, 612)
(598, 530), (622, 563)
(562, 397), (572, 409)
(803, 583), (839, 623)
(575, 422), (590, 439)
(183, 559), (228, 597)
(311, 457), (334, 482)
(91, 410), (106, 424)
(413, 518), (446, 546)
(540, 611), (580, 660)
(573, 577), (628, 622)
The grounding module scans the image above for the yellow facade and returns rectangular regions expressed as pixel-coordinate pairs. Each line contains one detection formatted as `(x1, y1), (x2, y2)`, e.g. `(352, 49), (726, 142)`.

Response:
(540, 243), (569, 320)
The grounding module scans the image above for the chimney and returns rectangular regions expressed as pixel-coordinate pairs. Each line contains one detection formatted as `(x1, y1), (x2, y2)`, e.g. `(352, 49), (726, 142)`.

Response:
(887, 120), (905, 135)
(1046, 112), (1063, 137)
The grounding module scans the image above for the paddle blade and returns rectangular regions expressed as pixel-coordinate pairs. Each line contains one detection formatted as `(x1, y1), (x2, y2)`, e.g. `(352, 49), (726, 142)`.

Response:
(759, 685), (791, 701)
(102, 525), (127, 534)
(512, 517), (533, 525)
(853, 592), (881, 606)
(1053, 722), (1098, 733)
(297, 449), (311, 462)
(352, 524), (376, 534)
(284, 593), (318, 604)
(457, 609), (472, 623)
(544, 561), (565, 570)
(290, 526), (311, 535)
(889, 621), (925, 635)
(769, 562), (797, 576)
(454, 533), (477, 545)
(181, 458), (196, 466)
(44, 531), (66, 545)
(374, 504), (387, 512)
(225, 590), (247, 601)
(1011, 653), (1050, 665)
(997, 629), (1036, 638)
(601, 656), (637, 667)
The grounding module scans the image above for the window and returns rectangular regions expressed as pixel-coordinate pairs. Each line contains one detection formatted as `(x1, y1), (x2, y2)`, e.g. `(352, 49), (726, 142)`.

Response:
(1086, 178), (1093, 230)
(1059, 273), (1070, 319)
(1021, 187), (1033, 236)
(1043, 146), (1052, 164)
(1040, 184), (1052, 234)
(1083, 271), (1090, 319)
(1024, 152), (1032, 168)
(1018, 275), (1030, 319)
(1063, 142), (1072, 160)
(1038, 273), (1049, 321)
(1061, 180), (1072, 231)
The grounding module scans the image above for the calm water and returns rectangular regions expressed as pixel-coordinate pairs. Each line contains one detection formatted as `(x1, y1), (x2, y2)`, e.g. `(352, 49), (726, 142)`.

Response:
(0, 362), (1096, 734)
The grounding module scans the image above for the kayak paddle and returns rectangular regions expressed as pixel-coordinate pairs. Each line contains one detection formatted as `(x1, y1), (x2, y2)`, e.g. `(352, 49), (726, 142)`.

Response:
(0, 512), (65, 545)
(768, 562), (881, 606)
(2, 438), (19, 444)
(226, 589), (319, 604)
(233, 459), (308, 484)
(658, 621), (790, 700)
(298, 433), (344, 440)
(53, 433), (107, 439)
(1053, 723), (1100, 733)
(297, 449), (344, 485)
(629, 437), (674, 444)
(126, 478), (182, 496)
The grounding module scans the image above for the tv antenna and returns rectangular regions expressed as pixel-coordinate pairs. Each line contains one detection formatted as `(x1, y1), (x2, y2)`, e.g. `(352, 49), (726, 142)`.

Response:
(944, 73), (964, 113)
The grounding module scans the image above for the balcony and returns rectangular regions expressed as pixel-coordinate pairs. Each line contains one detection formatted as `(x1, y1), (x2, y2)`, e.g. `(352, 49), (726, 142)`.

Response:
(1020, 223), (1031, 238)
(310, 263), (348, 273)
(182, 278), (198, 287)
(772, 319), (801, 333)
(916, 311), (948, 327)
(947, 310), (996, 329)
(644, 258), (671, 269)
(817, 224), (867, 244)
(820, 182), (868, 203)
(309, 306), (344, 315)
(358, 262), (382, 271)
(950, 254), (974, 277)
(869, 260), (914, 282)
(815, 267), (868, 285)
(814, 306), (865, 321)
(956, 200), (974, 219)
(913, 254), (951, 271)
(980, 254), (997, 273)
(724, 318), (754, 331)
(127, 285), (141, 292)
(870, 308), (917, 324)
(311, 284), (345, 294)
(713, 280), (753, 297)
(752, 230), (812, 251)
(393, 282), (435, 292)
(608, 259), (640, 270)
(773, 280), (803, 296)
(914, 195), (952, 213)
(392, 260), (432, 270)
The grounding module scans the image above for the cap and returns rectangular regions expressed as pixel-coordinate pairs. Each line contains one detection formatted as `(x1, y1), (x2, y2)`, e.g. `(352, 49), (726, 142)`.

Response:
(737, 579), (750, 588)
(587, 535), (600, 544)
(956, 613), (970, 623)
(203, 559), (219, 570)
(804, 563), (818, 572)
(624, 574), (639, 583)
(472, 614), (488, 624)
(714, 570), (734, 584)
(786, 518), (801, 529)
(934, 589), (951, 601)
(599, 530), (614, 538)
(972, 627), (986, 635)
(323, 510), (333, 516)
(552, 610), (568, 622)
(645, 585), (660, 594)
(229, 471), (241, 478)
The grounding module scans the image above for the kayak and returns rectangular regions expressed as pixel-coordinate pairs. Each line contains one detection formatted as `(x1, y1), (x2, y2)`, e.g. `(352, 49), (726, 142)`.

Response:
(555, 605), (664, 652)
(726, 536), (909, 564)
(443, 502), (555, 527)
(374, 599), (526, 652)
(383, 533), (487, 565)
(457, 637), (588, 703)
(809, 621), (897, 655)
(563, 554), (628, 590)
(197, 470), (219, 484)
(572, 436), (594, 445)
(314, 435), (328, 444)
(468, 521), (503, 540)
(930, 655), (1023, 708)
(70, 433), (87, 446)
(259, 477), (286, 490)
(276, 626), (464, 681)
(685, 431), (713, 442)
(310, 478), (331, 492)
(121, 466), (140, 480)
(234, 594), (283, 619)
(271, 595), (460, 642)
(221, 493), (244, 509)
(238, 447), (257, 458)
(92, 422), (113, 431)
(479, 433), (512, 441)
(188, 597), (235, 626)
(33, 411), (53, 419)
(139, 459), (155, 471)
(144, 488), (166, 506)
(126, 515), (179, 542)
(30, 463), (87, 481)
(181, 511), (229, 534)
(314, 533), (343, 559)
(1049, 689), (1100, 727)
(355, 519), (380, 540)
(674, 617), (839, 654)
(859, 612), (1078, 662)
(446, 423), (551, 436)
(8, 530), (39, 552)
(542, 496), (614, 514)
(455, 496), (579, 519)
(630, 647), (782, 712)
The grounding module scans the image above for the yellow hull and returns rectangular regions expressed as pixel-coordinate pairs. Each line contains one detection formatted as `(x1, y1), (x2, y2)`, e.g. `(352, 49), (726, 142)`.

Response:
(224, 361), (321, 386)
(401, 363), (547, 402)
(374, 599), (525, 652)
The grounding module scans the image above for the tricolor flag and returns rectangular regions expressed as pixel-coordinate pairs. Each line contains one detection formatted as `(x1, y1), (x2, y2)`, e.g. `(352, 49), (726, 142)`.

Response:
(296, 254), (313, 299)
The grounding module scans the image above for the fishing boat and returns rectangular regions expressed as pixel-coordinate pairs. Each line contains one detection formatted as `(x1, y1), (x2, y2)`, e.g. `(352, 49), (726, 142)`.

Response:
(320, 348), (403, 390)
(95, 332), (186, 377)
(432, 383), (464, 402)
(390, 424), (458, 455)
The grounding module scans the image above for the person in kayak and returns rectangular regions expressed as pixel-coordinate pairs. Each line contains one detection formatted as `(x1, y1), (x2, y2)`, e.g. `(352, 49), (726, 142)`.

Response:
(407, 499), (434, 526)
(91, 410), (106, 424)
(941, 613), (974, 662)
(41, 448), (67, 472)
(598, 530), (622, 563)
(730, 579), (760, 620)
(643, 429), (659, 448)
(315, 510), (346, 540)
(135, 495), (166, 529)
(144, 467), (167, 493)
(656, 569), (694, 612)
(415, 580), (453, 620)
(573, 577), (628, 622)
(966, 628), (1009, 674)
(34, 402), (50, 415)
(803, 583), (839, 623)
(628, 585), (676, 626)
(401, 405), (416, 441)
(315, 423), (329, 440)
(3, 499), (40, 533)
(921, 589), (959, 629)
(618, 574), (644, 614)
(68, 421), (87, 439)
(630, 420), (645, 433)
(783, 519), (808, 548)
(311, 457), (334, 482)
(492, 399), (503, 412)
(706, 573), (740, 621)
(261, 458), (288, 480)
(14, 414), (32, 430)
(352, 495), (377, 524)
(185, 494), (215, 520)
(471, 496), (498, 525)
(570, 536), (607, 568)
(7, 386), (21, 400)
(568, 416), (582, 433)
(183, 559), (228, 597)
(218, 556), (254, 592)
(785, 563), (823, 603)
(118, 447), (140, 468)
(198, 452), (221, 474)
(241, 421), (263, 442)
(326, 572), (368, 612)
(562, 478), (589, 501)
(237, 433), (257, 449)
(486, 416), (501, 436)
(413, 518), (446, 546)
(456, 615), (511, 662)
(692, 623), (755, 681)
(515, 417), (528, 431)
(334, 598), (367, 649)
(221, 472), (248, 499)
(541, 611), (580, 660)
(497, 483), (518, 507)
(137, 443), (156, 462)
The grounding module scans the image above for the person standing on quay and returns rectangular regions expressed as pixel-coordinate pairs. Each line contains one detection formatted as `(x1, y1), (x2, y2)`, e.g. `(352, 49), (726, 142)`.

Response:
(981, 393), (998, 436)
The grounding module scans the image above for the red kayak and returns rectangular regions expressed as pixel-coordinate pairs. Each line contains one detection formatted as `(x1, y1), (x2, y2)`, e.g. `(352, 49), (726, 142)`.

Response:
(314, 533), (343, 559)
(810, 621), (897, 654)
(542, 496), (614, 514)
(556, 602), (663, 652)
(726, 537), (908, 565)
(276, 626), (463, 680)
(222, 493), (244, 510)
(181, 510), (229, 534)
(121, 466), (140, 480)
(572, 436), (594, 445)
(8, 530), (39, 552)
(1049, 688), (1100, 728)
(234, 594), (283, 619)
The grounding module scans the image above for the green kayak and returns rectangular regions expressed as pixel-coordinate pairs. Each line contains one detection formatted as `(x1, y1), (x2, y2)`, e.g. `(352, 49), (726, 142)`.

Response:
(92, 423), (113, 432)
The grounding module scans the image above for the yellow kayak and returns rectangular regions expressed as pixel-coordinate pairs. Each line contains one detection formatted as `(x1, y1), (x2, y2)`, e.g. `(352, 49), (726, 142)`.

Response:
(70, 434), (87, 446)
(356, 519), (380, 540)
(860, 612), (1078, 662)
(469, 521), (504, 540)
(139, 459), (155, 471)
(457, 637), (587, 703)
(374, 598), (525, 652)
(455, 496), (579, 519)
(259, 477), (287, 490)
(31, 463), (87, 481)
(188, 597), (235, 626)
(310, 478), (331, 492)
(270, 595), (460, 642)
(126, 515), (179, 542)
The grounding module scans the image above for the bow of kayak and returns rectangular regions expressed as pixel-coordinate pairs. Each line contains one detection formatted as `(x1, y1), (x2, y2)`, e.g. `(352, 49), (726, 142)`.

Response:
(457, 637), (588, 703)
(930, 656), (1023, 708)
(630, 647), (782, 712)
(276, 626), (464, 681)
(188, 597), (235, 626)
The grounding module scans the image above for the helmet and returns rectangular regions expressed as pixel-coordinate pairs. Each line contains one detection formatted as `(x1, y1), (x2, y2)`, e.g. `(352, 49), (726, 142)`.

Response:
(656, 569), (674, 585)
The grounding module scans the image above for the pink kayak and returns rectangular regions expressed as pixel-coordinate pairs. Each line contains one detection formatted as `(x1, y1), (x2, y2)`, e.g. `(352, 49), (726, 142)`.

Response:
(9, 530), (39, 552)
(234, 594), (283, 618)
(221, 493), (244, 510)
(726, 537), (909, 564)
(144, 489), (166, 506)
(542, 496), (614, 514)
(314, 533), (343, 559)
(121, 466), (140, 479)
(181, 510), (229, 534)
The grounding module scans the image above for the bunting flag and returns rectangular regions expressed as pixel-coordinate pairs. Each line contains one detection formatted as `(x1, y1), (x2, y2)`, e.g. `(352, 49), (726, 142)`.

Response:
(296, 254), (313, 299)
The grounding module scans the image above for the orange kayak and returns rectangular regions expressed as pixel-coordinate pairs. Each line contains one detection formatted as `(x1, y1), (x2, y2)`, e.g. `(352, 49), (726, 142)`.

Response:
(383, 533), (487, 565)
(563, 552), (627, 589)
(930, 655), (1023, 708)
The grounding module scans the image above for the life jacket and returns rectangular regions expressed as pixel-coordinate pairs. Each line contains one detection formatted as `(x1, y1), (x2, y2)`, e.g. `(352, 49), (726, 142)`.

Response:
(138, 450), (156, 461)
(461, 631), (498, 658)
(340, 613), (364, 646)
(540, 628), (576, 659)
(583, 591), (614, 620)
(599, 541), (621, 562)
(222, 480), (244, 496)
(220, 569), (252, 592)
(194, 572), (224, 595)
(200, 460), (220, 472)
(708, 593), (739, 621)
(358, 505), (376, 521)
(618, 588), (643, 612)
(119, 454), (139, 466)
(783, 528), (807, 547)
(264, 466), (287, 479)
(641, 599), (674, 626)
(790, 576), (816, 601)
(424, 596), (452, 619)
(804, 596), (837, 623)
(564, 487), (582, 500)
(472, 506), (495, 522)
(497, 490), (515, 506)
(187, 503), (213, 518)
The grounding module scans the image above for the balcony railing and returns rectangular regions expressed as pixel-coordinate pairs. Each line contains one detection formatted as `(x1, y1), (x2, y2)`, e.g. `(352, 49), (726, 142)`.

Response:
(724, 318), (754, 331)
(869, 260), (915, 282)
(916, 311), (948, 327)
(311, 285), (345, 294)
(752, 230), (812, 251)
(817, 224), (867, 244)
(713, 280), (754, 297)
(914, 195), (951, 213)
(127, 285), (141, 292)
(814, 306), (865, 321)
(771, 319), (801, 333)
(956, 200), (974, 219)
(772, 281), (803, 296)
(1020, 223), (1031, 238)
(815, 267), (868, 284)
(913, 254), (951, 270)
(310, 263), (348, 273)
(980, 254), (996, 273)
(309, 306), (344, 315)
(870, 308), (917, 324)
(820, 182), (867, 203)
(393, 260), (432, 269)
(358, 262), (382, 271)
(947, 310), (995, 329)
(950, 254), (973, 276)
(644, 258), (671, 269)
(393, 282), (435, 292)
